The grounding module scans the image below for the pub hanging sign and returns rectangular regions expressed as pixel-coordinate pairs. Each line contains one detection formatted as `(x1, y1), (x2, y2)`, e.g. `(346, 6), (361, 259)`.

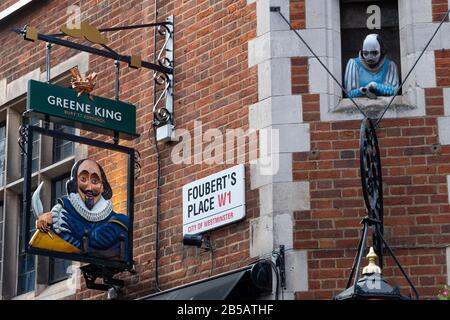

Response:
(23, 77), (137, 271)
(27, 79), (137, 139)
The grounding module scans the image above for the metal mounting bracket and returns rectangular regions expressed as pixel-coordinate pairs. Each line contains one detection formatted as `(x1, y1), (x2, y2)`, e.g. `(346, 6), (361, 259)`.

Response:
(80, 264), (126, 298)
(153, 15), (177, 142)
(276, 245), (286, 289)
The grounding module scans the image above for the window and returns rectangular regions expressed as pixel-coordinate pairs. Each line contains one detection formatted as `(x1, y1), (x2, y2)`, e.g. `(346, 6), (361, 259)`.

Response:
(17, 195), (36, 295)
(31, 118), (40, 173)
(21, 117), (41, 176)
(0, 122), (5, 186)
(48, 175), (71, 284)
(340, 0), (402, 96)
(53, 124), (75, 163)
(0, 201), (4, 286)
(0, 64), (86, 299)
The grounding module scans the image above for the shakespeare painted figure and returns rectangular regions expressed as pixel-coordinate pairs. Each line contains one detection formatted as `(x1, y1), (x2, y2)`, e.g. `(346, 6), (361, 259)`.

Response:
(31, 159), (128, 260)
(344, 34), (399, 99)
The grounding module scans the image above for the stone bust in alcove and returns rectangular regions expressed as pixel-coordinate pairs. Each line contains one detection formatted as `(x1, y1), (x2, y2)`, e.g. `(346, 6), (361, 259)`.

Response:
(344, 33), (399, 99)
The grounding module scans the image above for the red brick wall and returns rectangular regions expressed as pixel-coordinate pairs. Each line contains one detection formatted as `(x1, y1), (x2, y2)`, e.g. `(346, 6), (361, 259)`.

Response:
(291, 50), (450, 299)
(290, 0), (306, 29)
(291, 57), (309, 94)
(291, 57), (323, 122)
(0, 0), (258, 300)
(2, 0), (450, 301)
(432, 0), (449, 22)
(436, 50), (450, 87)
(84, 0), (259, 300)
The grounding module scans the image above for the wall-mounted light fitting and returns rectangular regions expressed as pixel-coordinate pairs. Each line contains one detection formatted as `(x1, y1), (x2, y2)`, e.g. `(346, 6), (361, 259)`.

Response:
(183, 234), (211, 251)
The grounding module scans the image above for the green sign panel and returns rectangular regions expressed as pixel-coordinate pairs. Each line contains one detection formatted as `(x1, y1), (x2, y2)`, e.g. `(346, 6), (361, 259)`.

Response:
(27, 80), (137, 139)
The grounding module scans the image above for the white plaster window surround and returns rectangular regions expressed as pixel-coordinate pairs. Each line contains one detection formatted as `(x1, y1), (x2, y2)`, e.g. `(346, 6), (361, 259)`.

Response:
(444, 88), (450, 116)
(0, 52), (88, 300)
(13, 275), (78, 300)
(0, 52), (90, 107)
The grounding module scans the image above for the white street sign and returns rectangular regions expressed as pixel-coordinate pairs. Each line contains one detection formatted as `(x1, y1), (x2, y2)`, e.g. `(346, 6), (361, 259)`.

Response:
(182, 164), (246, 235)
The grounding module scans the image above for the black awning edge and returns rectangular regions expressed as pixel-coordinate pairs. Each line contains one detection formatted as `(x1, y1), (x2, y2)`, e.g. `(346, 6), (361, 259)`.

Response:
(138, 261), (273, 300)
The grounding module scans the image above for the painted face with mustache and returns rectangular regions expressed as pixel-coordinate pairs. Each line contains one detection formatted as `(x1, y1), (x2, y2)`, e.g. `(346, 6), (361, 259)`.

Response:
(77, 159), (104, 210)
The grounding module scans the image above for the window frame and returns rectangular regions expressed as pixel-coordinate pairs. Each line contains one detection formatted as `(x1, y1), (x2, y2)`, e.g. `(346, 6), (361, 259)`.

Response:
(0, 52), (89, 299)
(48, 173), (71, 285)
(0, 121), (6, 187)
(339, 0), (402, 98)
(304, 0), (438, 121)
(17, 194), (36, 295)
(52, 124), (75, 164)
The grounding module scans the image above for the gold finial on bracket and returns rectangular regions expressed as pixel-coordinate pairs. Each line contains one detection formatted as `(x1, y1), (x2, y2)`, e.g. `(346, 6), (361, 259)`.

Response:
(130, 55), (142, 69)
(362, 246), (382, 275)
(70, 66), (97, 100)
(61, 21), (108, 45)
(24, 26), (38, 42)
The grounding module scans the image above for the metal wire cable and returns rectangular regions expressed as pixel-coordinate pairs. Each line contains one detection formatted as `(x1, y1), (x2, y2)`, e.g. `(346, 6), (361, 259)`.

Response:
(375, 9), (450, 129)
(271, 7), (367, 118)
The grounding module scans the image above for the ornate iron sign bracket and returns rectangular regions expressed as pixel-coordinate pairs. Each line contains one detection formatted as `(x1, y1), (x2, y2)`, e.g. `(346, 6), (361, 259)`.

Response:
(344, 118), (419, 299)
(13, 19), (175, 146)
(360, 118), (384, 266)
(152, 16), (176, 142)
(80, 264), (133, 298)
(13, 23), (173, 74)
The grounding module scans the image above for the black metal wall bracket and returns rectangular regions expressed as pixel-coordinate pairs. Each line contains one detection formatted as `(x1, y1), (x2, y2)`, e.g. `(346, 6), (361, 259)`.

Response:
(13, 20), (175, 145)
(13, 24), (173, 75)
(342, 118), (419, 299)
(152, 16), (176, 142)
(80, 264), (130, 296)
(276, 245), (286, 290)
(18, 124), (29, 156)
(345, 216), (419, 299)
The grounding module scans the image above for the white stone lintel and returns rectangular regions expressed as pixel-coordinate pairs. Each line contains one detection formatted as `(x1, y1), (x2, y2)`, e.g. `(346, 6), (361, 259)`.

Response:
(259, 181), (310, 216)
(444, 88), (450, 117)
(2, 52), (89, 107)
(249, 216), (274, 258)
(272, 123), (310, 153)
(250, 153), (293, 190)
(249, 95), (303, 130)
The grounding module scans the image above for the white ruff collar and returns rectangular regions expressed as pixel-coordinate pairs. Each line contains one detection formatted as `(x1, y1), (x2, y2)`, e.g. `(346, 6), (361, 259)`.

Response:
(68, 192), (113, 222)
(359, 52), (386, 73)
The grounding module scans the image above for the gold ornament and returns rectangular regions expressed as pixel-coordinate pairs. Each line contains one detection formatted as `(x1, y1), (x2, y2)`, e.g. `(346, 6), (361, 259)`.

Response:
(362, 246), (382, 275)
(61, 21), (108, 45)
(70, 66), (97, 100)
